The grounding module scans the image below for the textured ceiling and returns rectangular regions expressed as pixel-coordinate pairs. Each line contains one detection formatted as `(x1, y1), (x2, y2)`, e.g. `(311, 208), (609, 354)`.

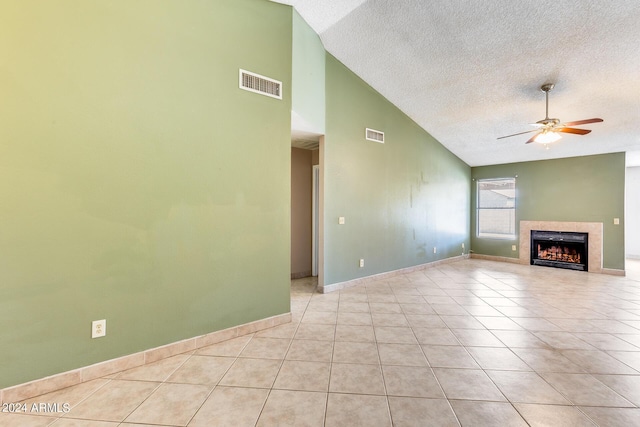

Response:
(276, 0), (640, 167)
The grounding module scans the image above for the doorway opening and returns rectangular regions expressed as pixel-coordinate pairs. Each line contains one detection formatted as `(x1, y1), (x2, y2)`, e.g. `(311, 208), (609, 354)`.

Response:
(291, 135), (322, 282)
(625, 151), (640, 278)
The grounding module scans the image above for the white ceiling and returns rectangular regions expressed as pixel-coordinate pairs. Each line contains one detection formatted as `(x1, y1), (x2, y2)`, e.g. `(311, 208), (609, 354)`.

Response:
(276, 0), (640, 167)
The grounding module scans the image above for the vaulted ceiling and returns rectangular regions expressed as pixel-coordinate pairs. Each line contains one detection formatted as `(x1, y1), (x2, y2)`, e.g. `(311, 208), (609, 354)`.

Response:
(276, 0), (640, 167)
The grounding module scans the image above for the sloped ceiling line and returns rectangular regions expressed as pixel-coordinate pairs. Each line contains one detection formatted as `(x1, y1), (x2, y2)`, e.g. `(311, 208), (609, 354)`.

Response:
(275, 0), (640, 166)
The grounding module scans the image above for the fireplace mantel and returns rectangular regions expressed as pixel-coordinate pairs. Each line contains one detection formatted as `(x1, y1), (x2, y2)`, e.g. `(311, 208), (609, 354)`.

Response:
(519, 221), (603, 273)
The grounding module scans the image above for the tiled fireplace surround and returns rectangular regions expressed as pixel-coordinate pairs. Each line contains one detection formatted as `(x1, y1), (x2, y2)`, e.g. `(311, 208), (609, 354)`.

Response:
(519, 221), (604, 274)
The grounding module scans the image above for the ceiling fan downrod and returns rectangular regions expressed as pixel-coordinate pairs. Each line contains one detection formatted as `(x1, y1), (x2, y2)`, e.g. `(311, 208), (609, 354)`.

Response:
(541, 83), (554, 120)
(537, 83), (560, 126)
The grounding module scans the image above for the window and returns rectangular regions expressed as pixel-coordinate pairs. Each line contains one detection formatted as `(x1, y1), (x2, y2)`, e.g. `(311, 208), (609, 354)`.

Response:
(477, 178), (516, 239)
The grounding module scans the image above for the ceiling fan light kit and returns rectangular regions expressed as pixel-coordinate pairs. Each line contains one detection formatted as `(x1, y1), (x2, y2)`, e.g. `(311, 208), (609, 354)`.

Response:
(498, 83), (603, 145)
(534, 131), (561, 144)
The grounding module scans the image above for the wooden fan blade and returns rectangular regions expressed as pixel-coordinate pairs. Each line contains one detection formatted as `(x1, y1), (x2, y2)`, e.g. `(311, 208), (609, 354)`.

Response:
(525, 134), (538, 144)
(497, 129), (538, 140)
(557, 127), (592, 135)
(563, 118), (603, 126)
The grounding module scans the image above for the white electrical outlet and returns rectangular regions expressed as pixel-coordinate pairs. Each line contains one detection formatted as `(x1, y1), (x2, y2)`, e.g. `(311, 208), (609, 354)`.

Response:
(512, 245), (517, 251)
(614, 218), (620, 225)
(92, 319), (106, 338)
(359, 259), (364, 268)
(338, 217), (345, 225)
(433, 247), (437, 254)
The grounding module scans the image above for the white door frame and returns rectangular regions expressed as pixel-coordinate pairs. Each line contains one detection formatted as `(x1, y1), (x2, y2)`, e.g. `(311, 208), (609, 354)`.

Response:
(312, 164), (320, 277)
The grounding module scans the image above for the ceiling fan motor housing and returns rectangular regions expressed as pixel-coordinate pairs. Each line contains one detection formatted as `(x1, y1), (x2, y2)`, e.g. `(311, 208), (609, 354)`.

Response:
(536, 118), (560, 126)
(540, 83), (555, 92)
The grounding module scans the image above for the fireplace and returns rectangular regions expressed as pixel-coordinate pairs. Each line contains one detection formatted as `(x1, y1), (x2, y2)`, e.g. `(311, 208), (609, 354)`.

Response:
(530, 230), (588, 271)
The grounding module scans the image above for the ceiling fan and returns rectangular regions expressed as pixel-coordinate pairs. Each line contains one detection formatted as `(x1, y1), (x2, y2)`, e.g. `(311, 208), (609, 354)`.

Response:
(497, 83), (603, 144)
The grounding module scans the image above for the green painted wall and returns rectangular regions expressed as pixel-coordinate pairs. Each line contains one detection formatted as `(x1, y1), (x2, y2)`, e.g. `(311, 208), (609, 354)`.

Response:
(471, 153), (626, 270)
(324, 55), (471, 285)
(291, 10), (325, 134)
(0, 0), (292, 388)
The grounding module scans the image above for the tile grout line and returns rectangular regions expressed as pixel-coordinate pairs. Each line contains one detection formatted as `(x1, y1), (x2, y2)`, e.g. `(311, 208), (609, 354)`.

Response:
(252, 278), (316, 427)
(402, 281), (464, 427)
(183, 336), (255, 427)
(322, 283), (338, 427)
(368, 285), (397, 427)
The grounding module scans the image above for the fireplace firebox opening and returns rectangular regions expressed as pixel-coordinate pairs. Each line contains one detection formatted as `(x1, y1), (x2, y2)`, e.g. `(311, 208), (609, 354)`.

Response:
(530, 230), (588, 272)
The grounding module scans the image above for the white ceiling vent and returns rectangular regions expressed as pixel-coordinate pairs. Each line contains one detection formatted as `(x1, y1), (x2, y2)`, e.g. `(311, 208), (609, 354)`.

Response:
(239, 69), (282, 100)
(365, 128), (385, 143)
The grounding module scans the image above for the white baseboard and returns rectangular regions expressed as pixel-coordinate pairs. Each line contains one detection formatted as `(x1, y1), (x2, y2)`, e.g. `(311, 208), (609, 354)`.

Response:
(602, 268), (626, 276)
(0, 312), (291, 404)
(319, 255), (469, 293)
(291, 270), (312, 279)
(470, 253), (524, 264)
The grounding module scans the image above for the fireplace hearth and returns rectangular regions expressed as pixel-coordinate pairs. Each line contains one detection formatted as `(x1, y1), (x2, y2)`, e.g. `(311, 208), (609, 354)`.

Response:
(531, 230), (588, 271)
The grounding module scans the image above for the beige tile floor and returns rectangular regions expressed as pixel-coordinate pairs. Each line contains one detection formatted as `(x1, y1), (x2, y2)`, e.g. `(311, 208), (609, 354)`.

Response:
(3, 258), (640, 426)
